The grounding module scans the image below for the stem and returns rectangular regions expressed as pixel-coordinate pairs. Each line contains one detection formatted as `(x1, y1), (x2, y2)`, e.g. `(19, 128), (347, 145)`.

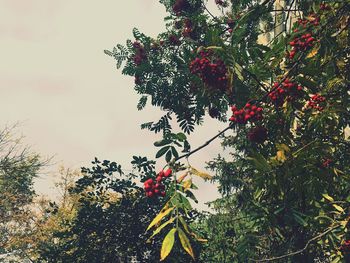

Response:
(174, 124), (235, 163)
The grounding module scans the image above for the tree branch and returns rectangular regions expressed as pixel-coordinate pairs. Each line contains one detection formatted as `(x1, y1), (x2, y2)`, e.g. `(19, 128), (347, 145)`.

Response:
(249, 226), (340, 262)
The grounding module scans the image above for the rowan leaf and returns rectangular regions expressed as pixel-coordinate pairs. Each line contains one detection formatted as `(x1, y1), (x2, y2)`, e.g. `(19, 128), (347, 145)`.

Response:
(147, 207), (174, 231)
(190, 167), (212, 180)
(306, 45), (319, 58)
(322, 193), (334, 202)
(182, 179), (192, 190)
(160, 228), (176, 261)
(148, 217), (175, 241)
(333, 204), (344, 213)
(178, 228), (195, 259)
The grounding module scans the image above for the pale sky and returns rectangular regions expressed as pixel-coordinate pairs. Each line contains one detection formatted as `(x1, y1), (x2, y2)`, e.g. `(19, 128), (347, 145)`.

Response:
(0, 1), (227, 207)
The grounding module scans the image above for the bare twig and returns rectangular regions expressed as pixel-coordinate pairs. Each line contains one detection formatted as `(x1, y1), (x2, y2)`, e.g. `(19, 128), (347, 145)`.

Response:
(249, 226), (340, 262)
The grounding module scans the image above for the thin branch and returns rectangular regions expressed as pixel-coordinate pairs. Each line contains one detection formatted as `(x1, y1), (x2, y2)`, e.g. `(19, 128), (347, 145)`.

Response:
(175, 124), (235, 163)
(249, 226), (340, 262)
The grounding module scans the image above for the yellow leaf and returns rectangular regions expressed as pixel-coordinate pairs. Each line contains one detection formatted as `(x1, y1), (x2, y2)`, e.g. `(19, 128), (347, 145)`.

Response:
(306, 45), (319, 58)
(322, 193), (334, 202)
(178, 228), (195, 259)
(160, 228), (176, 261)
(190, 167), (212, 180)
(333, 204), (344, 213)
(177, 172), (188, 183)
(191, 232), (208, 242)
(148, 217), (175, 241)
(276, 143), (290, 152)
(147, 207), (174, 231)
(183, 179), (192, 190)
(276, 150), (287, 162)
(206, 46), (223, 51)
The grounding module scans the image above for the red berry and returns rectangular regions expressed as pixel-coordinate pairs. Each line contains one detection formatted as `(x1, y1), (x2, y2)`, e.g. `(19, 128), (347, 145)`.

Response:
(145, 178), (153, 185)
(156, 176), (162, 182)
(146, 191), (154, 198)
(164, 168), (172, 177)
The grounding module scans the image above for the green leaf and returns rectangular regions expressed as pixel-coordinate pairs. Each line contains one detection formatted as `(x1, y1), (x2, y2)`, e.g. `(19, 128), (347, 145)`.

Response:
(147, 207), (174, 231)
(176, 133), (187, 141)
(293, 212), (308, 227)
(156, 146), (170, 158)
(247, 150), (271, 172)
(234, 63), (244, 81)
(178, 228), (195, 259)
(160, 228), (176, 261)
(165, 150), (172, 163)
(179, 216), (190, 234)
(154, 139), (172, 147)
(171, 146), (179, 159)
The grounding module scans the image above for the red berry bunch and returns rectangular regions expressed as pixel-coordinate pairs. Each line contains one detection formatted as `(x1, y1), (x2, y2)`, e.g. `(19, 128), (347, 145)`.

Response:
(172, 0), (190, 16)
(247, 126), (268, 144)
(320, 3), (331, 11)
(182, 18), (195, 39)
(321, 158), (332, 168)
(190, 50), (228, 90)
(268, 78), (303, 106)
(168, 34), (181, 46)
(132, 41), (147, 66)
(288, 33), (315, 59)
(296, 15), (320, 28)
(143, 169), (172, 198)
(307, 94), (326, 111)
(229, 103), (263, 124)
(134, 75), (142, 85)
(340, 240), (350, 254)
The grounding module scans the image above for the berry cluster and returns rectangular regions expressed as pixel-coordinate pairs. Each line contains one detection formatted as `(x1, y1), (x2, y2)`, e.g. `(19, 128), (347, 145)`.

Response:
(296, 15), (320, 28)
(288, 33), (315, 59)
(229, 103), (263, 124)
(247, 126), (268, 144)
(340, 240), (350, 254)
(168, 34), (181, 46)
(307, 94), (326, 111)
(132, 41), (147, 66)
(172, 0), (190, 16)
(320, 3), (331, 11)
(134, 75), (142, 85)
(190, 50), (228, 90)
(143, 169), (172, 198)
(321, 158), (332, 168)
(182, 18), (195, 39)
(268, 78), (303, 106)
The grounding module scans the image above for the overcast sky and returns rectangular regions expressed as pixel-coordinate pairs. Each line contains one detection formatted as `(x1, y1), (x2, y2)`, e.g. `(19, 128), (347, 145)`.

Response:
(0, 0), (228, 207)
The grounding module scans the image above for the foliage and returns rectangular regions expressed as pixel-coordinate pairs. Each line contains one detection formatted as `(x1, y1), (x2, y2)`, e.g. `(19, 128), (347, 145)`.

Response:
(107, 0), (350, 261)
(34, 159), (198, 263)
(0, 125), (45, 260)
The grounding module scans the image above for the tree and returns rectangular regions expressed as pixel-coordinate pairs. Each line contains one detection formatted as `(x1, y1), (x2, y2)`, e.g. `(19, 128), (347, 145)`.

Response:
(0, 125), (46, 261)
(36, 158), (198, 263)
(107, 0), (350, 261)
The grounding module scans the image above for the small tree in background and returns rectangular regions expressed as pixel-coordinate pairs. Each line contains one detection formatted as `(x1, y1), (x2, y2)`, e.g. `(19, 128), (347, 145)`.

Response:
(0, 125), (45, 261)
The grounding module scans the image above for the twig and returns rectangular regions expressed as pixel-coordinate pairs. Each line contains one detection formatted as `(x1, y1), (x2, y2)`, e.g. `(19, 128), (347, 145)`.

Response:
(174, 124), (235, 163)
(249, 226), (340, 262)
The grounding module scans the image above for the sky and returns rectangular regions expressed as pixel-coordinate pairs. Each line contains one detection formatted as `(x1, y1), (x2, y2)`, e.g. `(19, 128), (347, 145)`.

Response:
(0, 0), (228, 208)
